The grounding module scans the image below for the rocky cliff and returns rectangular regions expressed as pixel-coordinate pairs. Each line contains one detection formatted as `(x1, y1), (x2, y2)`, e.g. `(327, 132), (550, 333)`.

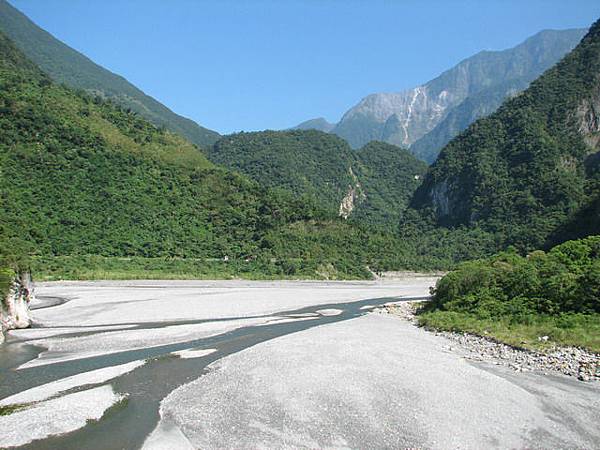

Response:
(328, 28), (586, 156)
(0, 271), (33, 344)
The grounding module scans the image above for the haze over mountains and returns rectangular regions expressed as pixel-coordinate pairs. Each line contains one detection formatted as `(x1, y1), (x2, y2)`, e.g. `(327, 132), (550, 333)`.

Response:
(298, 28), (587, 162)
(0, 0), (220, 149)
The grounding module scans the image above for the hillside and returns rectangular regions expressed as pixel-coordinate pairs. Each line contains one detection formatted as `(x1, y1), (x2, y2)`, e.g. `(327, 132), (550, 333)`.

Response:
(409, 20), (600, 251)
(208, 130), (357, 213)
(352, 142), (427, 225)
(297, 28), (585, 159)
(0, 0), (220, 148)
(207, 131), (426, 226)
(0, 31), (432, 279)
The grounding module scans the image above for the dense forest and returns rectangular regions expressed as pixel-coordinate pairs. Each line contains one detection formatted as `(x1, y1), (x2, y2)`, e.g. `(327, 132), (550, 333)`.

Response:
(208, 131), (427, 227)
(0, 14), (599, 288)
(420, 235), (600, 351)
(0, 32), (349, 277)
(209, 130), (358, 214)
(0, 31), (462, 280)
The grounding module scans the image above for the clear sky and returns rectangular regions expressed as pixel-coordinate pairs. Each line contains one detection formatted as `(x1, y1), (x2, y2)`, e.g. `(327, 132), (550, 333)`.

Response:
(10, 0), (600, 134)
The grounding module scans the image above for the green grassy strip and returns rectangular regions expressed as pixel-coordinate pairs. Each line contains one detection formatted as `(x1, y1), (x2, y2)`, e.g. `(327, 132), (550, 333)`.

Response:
(418, 310), (600, 353)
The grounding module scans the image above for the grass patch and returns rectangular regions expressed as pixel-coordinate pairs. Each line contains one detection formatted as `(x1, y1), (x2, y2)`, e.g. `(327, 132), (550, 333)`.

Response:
(0, 404), (26, 416)
(418, 310), (600, 353)
(30, 255), (372, 281)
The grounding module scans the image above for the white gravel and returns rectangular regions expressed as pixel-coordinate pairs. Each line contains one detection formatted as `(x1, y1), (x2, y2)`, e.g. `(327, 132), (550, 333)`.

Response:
(0, 360), (144, 406)
(158, 314), (600, 449)
(17, 317), (266, 369)
(172, 348), (217, 359)
(15, 279), (433, 369)
(31, 279), (436, 326)
(0, 385), (123, 448)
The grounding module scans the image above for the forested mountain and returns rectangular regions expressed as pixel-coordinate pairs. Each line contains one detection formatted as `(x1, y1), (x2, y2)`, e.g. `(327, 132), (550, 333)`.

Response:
(0, 0), (220, 148)
(408, 19), (600, 251)
(296, 28), (585, 162)
(0, 31), (431, 278)
(352, 142), (427, 225)
(207, 131), (426, 226)
(209, 130), (357, 213)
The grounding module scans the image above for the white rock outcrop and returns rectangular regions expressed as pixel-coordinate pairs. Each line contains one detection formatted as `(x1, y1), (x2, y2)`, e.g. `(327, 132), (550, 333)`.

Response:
(0, 271), (34, 343)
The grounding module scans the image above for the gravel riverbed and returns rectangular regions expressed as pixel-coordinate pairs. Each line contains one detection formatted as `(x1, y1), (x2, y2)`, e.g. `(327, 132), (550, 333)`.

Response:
(380, 302), (600, 382)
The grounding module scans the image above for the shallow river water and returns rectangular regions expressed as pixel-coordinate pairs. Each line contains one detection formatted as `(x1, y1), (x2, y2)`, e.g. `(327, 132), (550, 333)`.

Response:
(0, 280), (429, 450)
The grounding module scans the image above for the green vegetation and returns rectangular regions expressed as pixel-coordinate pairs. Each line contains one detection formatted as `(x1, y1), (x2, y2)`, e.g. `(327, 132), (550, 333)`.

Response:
(0, 31), (458, 280)
(0, 404), (25, 416)
(352, 141), (427, 226)
(209, 132), (426, 227)
(0, 0), (219, 148)
(410, 20), (600, 253)
(419, 236), (600, 352)
(0, 267), (14, 301)
(209, 130), (357, 213)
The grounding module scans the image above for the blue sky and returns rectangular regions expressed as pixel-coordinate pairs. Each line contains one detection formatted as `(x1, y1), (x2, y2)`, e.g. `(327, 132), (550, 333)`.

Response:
(10, 0), (600, 134)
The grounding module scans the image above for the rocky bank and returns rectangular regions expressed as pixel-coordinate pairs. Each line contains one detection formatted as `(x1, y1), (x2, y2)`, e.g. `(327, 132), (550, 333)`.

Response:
(380, 301), (600, 382)
(0, 271), (34, 344)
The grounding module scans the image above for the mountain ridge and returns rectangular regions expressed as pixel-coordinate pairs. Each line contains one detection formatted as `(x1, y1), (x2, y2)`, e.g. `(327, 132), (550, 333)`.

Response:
(295, 28), (587, 162)
(408, 18), (600, 251)
(0, 0), (220, 148)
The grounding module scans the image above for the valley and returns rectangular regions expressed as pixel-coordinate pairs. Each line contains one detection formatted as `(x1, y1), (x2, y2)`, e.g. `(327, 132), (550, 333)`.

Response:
(0, 1), (599, 448)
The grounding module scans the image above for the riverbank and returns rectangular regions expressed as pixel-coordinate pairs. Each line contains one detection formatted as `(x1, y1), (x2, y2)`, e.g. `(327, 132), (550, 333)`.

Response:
(382, 302), (599, 382)
(1, 279), (598, 449)
(29, 255), (446, 282)
(0, 279), (435, 448)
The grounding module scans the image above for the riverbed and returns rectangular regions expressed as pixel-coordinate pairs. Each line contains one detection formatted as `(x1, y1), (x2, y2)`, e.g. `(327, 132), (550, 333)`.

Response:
(1, 278), (599, 449)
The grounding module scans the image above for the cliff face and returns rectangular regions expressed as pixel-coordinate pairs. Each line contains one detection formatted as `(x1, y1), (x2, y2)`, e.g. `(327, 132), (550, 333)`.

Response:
(0, 271), (34, 344)
(331, 29), (586, 153)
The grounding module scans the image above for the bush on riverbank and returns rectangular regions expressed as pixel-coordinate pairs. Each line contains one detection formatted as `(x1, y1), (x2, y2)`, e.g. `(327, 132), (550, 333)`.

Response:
(418, 236), (600, 352)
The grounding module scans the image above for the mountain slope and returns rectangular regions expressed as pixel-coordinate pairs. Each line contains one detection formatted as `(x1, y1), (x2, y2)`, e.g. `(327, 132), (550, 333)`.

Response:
(293, 118), (335, 132)
(0, 0), (220, 148)
(409, 19), (600, 251)
(207, 131), (426, 226)
(332, 28), (586, 154)
(352, 142), (427, 225)
(408, 77), (530, 163)
(1, 30), (420, 278)
(208, 130), (358, 213)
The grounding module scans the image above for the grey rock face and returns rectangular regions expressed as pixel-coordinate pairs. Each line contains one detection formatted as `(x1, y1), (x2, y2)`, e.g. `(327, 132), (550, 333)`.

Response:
(576, 84), (600, 151)
(331, 28), (586, 155)
(335, 86), (455, 148)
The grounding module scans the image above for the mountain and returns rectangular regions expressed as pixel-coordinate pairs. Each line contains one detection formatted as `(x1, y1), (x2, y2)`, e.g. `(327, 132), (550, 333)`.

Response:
(331, 28), (586, 157)
(352, 142), (427, 225)
(0, 30), (422, 279)
(408, 77), (530, 163)
(207, 130), (426, 226)
(0, 0), (220, 148)
(208, 130), (357, 214)
(293, 117), (335, 132)
(408, 19), (600, 251)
